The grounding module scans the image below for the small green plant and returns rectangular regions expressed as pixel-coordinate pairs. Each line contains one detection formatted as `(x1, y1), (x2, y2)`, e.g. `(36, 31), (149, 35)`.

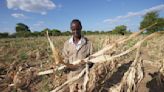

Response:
(19, 52), (28, 60)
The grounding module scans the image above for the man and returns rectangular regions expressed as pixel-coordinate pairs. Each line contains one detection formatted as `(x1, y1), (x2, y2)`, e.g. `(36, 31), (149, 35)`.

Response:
(62, 19), (93, 92)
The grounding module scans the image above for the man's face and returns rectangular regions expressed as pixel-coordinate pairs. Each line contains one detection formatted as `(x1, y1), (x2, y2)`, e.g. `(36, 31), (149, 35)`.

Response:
(71, 22), (81, 38)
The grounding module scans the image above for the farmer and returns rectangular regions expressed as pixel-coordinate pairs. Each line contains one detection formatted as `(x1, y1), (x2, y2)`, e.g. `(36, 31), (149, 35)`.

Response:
(62, 19), (93, 92)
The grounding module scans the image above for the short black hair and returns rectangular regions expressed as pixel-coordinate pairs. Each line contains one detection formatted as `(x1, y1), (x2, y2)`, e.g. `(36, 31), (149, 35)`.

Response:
(71, 19), (82, 29)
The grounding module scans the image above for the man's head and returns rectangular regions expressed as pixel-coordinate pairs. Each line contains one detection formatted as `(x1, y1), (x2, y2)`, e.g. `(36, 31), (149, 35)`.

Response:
(70, 19), (82, 38)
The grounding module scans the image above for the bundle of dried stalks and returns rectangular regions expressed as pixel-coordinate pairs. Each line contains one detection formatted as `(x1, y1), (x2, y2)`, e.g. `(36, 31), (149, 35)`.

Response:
(13, 68), (37, 89)
(109, 44), (143, 92)
(87, 59), (118, 92)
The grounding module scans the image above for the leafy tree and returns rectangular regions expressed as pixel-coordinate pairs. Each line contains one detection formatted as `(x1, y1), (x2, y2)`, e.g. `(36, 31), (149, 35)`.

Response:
(112, 25), (127, 35)
(15, 23), (31, 37)
(156, 17), (164, 31)
(140, 11), (164, 34)
(0, 32), (9, 38)
(16, 23), (31, 32)
(31, 31), (41, 37)
(62, 31), (71, 36)
(86, 31), (93, 35)
(100, 31), (106, 34)
(51, 29), (61, 36)
(9, 33), (16, 38)
(94, 30), (99, 34)
(16, 31), (31, 37)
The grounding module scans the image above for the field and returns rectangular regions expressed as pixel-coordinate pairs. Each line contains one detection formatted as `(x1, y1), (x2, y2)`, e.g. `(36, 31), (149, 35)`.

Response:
(0, 33), (164, 92)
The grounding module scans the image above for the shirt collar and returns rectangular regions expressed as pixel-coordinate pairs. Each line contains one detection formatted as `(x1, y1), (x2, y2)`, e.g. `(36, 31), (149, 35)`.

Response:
(69, 36), (86, 45)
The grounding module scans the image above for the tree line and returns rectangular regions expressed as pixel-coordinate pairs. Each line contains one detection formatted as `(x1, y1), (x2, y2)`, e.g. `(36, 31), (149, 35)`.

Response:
(0, 11), (163, 38)
(0, 24), (132, 38)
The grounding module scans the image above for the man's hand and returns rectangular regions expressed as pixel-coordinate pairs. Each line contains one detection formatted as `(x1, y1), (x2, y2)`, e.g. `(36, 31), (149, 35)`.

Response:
(63, 61), (94, 73)
(79, 60), (94, 68)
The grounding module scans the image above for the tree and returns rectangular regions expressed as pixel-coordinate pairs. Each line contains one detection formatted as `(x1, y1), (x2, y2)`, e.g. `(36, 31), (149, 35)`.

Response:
(86, 31), (93, 35)
(15, 23), (31, 37)
(9, 33), (16, 38)
(62, 31), (71, 36)
(51, 29), (61, 36)
(16, 23), (31, 32)
(140, 11), (164, 34)
(94, 30), (99, 34)
(156, 17), (164, 31)
(41, 28), (51, 36)
(112, 25), (127, 35)
(0, 32), (9, 38)
(31, 31), (41, 37)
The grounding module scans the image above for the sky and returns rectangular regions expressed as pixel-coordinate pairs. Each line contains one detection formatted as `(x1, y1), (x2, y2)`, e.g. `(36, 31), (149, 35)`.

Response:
(0, 0), (164, 33)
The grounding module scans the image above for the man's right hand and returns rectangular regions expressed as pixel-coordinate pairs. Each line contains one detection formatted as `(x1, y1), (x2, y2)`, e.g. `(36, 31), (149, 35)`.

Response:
(63, 61), (94, 73)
